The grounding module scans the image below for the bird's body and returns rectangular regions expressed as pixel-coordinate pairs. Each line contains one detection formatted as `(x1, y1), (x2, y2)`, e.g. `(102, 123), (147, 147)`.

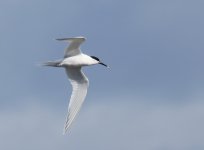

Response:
(43, 36), (108, 134)
(60, 53), (99, 67)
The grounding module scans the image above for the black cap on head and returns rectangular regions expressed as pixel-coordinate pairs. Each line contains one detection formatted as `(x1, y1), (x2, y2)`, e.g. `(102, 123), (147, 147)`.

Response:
(90, 56), (100, 61)
(91, 56), (109, 68)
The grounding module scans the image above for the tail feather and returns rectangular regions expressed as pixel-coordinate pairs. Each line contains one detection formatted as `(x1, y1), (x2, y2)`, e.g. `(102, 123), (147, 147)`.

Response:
(42, 60), (62, 67)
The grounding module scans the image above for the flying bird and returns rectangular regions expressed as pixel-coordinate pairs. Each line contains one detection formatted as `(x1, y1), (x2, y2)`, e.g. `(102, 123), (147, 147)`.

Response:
(43, 36), (109, 134)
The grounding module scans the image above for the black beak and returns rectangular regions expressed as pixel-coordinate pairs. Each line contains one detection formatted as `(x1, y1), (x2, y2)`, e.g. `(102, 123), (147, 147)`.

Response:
(99, 62), (109, 68)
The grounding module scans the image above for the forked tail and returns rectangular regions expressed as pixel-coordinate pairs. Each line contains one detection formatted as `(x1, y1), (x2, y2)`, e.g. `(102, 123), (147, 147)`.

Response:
(42, 60), (62, 67)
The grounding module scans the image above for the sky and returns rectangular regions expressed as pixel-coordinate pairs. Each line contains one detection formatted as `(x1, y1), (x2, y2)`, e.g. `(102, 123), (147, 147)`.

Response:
(0, 0), (204, 150)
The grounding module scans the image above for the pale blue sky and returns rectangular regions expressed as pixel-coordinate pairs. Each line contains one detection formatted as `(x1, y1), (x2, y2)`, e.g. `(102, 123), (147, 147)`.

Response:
(0, 0), (204, 150)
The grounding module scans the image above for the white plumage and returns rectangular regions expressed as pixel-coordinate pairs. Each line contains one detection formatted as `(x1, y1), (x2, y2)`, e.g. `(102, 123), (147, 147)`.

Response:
(43, 36), (108, 134)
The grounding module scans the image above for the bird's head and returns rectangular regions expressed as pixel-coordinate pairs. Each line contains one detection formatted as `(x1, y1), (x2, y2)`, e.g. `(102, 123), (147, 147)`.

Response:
(90, 56), (109, 68)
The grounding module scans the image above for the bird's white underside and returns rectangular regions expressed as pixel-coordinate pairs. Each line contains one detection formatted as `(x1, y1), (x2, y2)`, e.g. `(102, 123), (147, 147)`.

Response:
(45, 37), (100, 134)
(56, 37), (92, 134)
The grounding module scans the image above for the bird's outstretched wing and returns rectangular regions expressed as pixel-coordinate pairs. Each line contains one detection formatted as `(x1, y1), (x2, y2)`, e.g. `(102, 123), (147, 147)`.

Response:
(56, 36), (86, 58)
(64, 67), (89, 134)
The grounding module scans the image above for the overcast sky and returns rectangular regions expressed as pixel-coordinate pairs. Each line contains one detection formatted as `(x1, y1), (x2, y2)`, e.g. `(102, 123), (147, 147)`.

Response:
(0, 0), (204, 150)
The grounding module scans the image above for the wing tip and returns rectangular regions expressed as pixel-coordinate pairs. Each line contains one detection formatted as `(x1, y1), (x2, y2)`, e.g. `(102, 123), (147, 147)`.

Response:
(56, 36), (86, 41)
(63, 129), (67, 135)
(63, 123), (71, 135)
